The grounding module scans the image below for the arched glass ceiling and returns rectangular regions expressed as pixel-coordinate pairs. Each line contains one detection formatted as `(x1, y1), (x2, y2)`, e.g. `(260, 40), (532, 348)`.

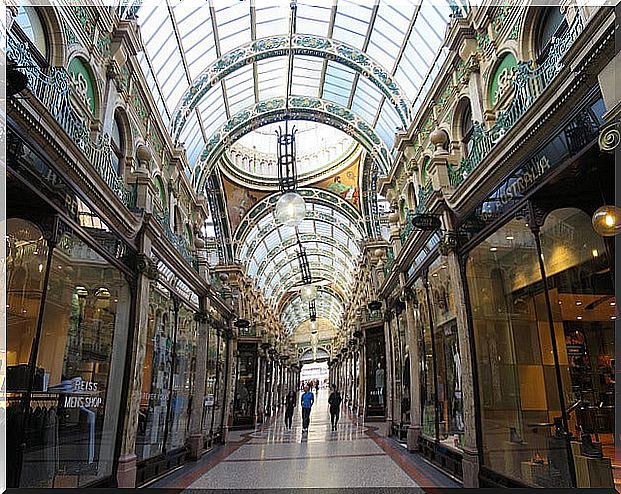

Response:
(282, 288), (345, 333)
(236, 191), (364, 326)
(134, 0), (454, 166)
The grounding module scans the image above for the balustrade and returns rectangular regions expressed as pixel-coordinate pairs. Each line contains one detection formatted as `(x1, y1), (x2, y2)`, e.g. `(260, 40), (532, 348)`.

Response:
(153, 208), (198, 271)
(7, 35), (133, 207)
(448, 14), (584, 187)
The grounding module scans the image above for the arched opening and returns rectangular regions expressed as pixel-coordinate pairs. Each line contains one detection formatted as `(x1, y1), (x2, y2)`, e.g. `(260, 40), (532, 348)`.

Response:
(300, 361), (329, 388)
(460, 102), (474, 159)
(110, 111), (126, 175)
(13, 6), (47, 63)
(535, 7), (568, 63)
(68, 56), (98, 116)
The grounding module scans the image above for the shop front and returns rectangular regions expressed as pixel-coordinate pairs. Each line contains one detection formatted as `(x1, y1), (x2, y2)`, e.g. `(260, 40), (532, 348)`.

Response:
(134, 268), (202, 484)
(458, 92), (615, 488)
(364, 324), (387, 419)
(405, 239), (465, 480)
(232, 342), (259, 428)
(6, 130), (136, 488)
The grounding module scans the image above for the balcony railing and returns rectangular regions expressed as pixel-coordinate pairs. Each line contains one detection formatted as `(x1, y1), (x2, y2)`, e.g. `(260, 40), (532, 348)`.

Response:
(400, 181), (433, 244)
(7, 35), (134, 207)
(153, 208), (198, 271)
(448, 14), (584, 187)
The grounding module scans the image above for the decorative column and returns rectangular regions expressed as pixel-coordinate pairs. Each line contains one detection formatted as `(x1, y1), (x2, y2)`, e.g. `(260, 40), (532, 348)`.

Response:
(116, 241), (157, 488)
(383, 311), (393, 423)
(440, 228), (479, 487)
(222, 326), (236, 444)
(187, 309), (210, 459)
(403, 288), (422, 452)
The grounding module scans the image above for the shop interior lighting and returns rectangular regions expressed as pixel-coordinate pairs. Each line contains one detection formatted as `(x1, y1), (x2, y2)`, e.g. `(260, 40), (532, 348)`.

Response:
(592, 204), (621, 237)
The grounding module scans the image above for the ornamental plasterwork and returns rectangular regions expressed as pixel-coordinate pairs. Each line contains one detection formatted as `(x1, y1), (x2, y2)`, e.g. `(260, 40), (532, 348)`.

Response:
(171, 34), (412, 141)
(192, 96), (392, 193)
(69, 70), (92, 111)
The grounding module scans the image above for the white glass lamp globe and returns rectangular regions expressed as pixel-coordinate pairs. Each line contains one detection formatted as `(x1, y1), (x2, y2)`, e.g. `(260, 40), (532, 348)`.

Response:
(300, 284), (317, 302)
(592, 205), (621, 237)
(275, 192), (306, 226)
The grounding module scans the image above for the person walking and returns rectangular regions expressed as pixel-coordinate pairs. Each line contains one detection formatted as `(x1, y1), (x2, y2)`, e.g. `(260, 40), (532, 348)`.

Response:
(300, 385), (314, 432)
(284, 390), (296, 430)
(328, 384), (342, 431)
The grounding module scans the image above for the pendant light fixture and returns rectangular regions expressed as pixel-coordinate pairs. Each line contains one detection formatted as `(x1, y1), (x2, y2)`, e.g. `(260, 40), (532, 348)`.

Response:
(592, 205), (621, 237)
(275, 1), (305, 228)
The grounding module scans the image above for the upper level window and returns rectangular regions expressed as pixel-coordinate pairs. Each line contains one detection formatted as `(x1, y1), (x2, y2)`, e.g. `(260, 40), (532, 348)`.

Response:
(461, 104), (474, 159)
(14, 6), (47, 61)
(536, 7), (567, 62)
(111, 114), (124, 175)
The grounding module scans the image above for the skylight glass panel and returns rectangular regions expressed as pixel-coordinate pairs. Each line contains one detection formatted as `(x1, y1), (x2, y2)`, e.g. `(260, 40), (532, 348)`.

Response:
(296, 1), (332, 37)
(332, 1), (373, 50)
(198, 85), (227, 137)
(227, 66), (256, 114)
(255, 3), (288, 39)
(264, 230), (281, 250)
(215, 3), (250, 54)
(291, 56), (322, 97)
(257, 58), (287, 101)
(366, 4), (410, 71)
(322, 61), (355, 106)
(351, 77), (383, 123)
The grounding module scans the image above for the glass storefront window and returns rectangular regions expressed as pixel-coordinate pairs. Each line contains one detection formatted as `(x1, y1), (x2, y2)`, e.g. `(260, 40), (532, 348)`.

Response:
(233, 343), (257, 426)
(364, 325), (386, 417)
(428, 258), (464, 450)
(466, 217), (572, 487)
(7, 219), (130, 487)
(136, 286), (173, 461)
(202, 325), (218, 437)
(539, 208), (616, 488)
(413, 277), (436, 439)
(166, 304), (197, 450)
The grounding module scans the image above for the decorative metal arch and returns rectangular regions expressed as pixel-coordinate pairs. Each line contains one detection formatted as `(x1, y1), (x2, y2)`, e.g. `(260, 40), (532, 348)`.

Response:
(235, 188), (366, 255)
(171, 34), (411, 141)
(281, 286), (346, 331)
(192, 96), (392, 193)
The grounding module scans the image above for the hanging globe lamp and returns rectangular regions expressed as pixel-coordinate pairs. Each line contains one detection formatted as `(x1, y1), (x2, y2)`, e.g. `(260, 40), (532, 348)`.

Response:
(275, 192), (306, 227)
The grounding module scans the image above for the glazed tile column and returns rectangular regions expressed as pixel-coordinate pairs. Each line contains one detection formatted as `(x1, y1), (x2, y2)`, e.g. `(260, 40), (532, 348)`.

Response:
(187, 310), (210, 459)
(403, 286), (422, 452)
(116, 167), (159, 487)
(442, 228), (479, 487)
(383, 311), (393, 423)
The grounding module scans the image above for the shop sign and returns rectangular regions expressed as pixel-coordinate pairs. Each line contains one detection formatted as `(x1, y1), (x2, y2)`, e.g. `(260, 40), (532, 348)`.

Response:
(410, 213), (442, 230)
(205, 394), (215, 406)
(61, 380), (104, 408)
(498, 155), (551, 205)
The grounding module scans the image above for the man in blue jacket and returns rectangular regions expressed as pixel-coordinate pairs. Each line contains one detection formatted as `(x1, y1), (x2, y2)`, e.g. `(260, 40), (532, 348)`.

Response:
(300, 385), (314, 432)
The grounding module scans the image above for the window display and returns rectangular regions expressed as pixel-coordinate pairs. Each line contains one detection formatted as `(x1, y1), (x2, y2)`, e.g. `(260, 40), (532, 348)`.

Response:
(365, 325), (386, 417)
(467, 212), (616, 487)
(7, 218), (130, 487)
(233, 343), (258, 427)
(413, 277), (436, 439)
(202, 325), (218, 440)
(428, 258), (464, 450)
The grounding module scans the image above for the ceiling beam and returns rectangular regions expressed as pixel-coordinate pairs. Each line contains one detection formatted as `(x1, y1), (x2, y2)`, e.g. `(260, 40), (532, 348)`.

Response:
(208, 1), (230, 119)
(318, 0), (338, 99)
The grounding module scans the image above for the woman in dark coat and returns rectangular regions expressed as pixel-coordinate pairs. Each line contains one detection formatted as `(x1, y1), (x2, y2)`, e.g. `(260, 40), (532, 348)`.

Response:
(284, 390), (296, 430)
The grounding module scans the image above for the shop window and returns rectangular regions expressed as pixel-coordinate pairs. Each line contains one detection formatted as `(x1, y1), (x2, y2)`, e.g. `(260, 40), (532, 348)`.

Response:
(233, 343), (258, 427)
(539, 208), (616, 488)
(110, 113), (125, 175)
(413, 277), (436, 439)
(14, 6), (47, 62)
(68, 57), (97, 115)
(428, 258), (464, 450)
(389, 308), (409, 429)
(535, 7), (568, 63)
(460, 102), (474, 159)
(365, 325), (386, 417)
(466, 218), (573, 487)
(166, 304), (197, 451)
(7, 223), (130, 487)
(202, 325), (218, 439)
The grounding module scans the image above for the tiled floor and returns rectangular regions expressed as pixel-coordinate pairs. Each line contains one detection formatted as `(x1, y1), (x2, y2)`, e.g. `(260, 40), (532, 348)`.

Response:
(153, 390), (460, 491)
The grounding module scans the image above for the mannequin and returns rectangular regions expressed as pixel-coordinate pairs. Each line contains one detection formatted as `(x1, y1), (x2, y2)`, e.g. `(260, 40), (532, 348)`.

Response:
(375, 362), (385, 406)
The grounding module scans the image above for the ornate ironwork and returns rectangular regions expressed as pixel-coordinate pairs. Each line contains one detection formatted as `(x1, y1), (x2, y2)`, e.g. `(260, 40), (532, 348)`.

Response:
(598, 119), (620, 153)
(7, 35), (134, 207)
(448, 14), (585, 187)
(152, 208), (198, 271)
(276, 122), (298, 193)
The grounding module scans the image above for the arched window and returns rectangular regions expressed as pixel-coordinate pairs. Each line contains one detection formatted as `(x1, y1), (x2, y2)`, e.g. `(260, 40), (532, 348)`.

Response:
(14, 6), (47, 61)
(536, 7), (567, 62)
(111, 112), (125, 175)
(461, 104), (474, 159)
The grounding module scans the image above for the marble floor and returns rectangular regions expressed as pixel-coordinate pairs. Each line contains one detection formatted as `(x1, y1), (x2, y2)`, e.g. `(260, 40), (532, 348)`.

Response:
(153, 390), (460, 492)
